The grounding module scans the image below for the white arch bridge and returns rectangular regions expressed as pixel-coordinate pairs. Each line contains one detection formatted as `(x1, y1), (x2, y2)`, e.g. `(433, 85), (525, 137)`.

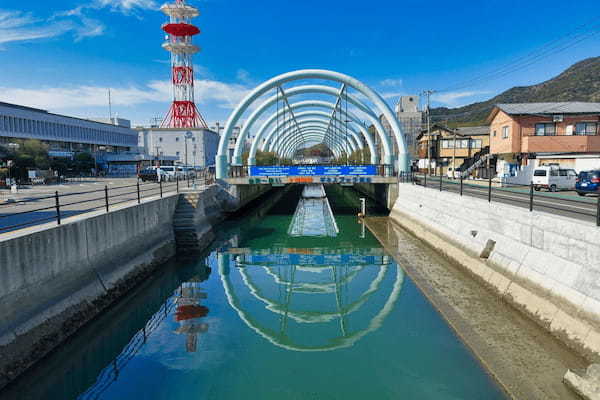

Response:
(215, 69), (411, 184)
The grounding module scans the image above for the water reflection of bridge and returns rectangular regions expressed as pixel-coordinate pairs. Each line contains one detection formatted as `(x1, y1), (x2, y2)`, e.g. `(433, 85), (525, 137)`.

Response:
(219, 246), (404, 352)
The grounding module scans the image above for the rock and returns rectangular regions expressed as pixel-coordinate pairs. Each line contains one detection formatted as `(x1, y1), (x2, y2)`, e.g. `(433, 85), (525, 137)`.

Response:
(564, 364), (600, 400)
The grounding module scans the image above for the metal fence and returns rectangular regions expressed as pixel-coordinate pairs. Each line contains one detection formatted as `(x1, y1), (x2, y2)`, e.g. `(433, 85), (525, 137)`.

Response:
(0, 173), (214, 233)
(399, 172), (600, 226)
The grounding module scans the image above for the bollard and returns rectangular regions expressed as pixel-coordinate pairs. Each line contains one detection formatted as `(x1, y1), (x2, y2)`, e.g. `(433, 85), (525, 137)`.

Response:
(529, 182), (534, 212)
(55, 191), (61, 225)
(104, 185), (109, 212)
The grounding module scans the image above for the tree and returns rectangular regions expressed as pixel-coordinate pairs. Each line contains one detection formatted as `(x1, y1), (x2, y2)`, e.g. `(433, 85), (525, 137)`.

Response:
(5, 140), (50, 180)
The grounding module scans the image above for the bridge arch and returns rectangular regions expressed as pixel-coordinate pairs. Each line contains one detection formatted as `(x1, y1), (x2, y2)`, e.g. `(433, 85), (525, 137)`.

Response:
(215, 69), (409, 179)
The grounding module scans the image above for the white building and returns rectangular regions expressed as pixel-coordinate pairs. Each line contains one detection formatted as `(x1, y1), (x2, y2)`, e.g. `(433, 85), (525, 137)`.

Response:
(0, 102), (137, 156)
(376, 95), (423, 162)
(137, 127), (219, 168)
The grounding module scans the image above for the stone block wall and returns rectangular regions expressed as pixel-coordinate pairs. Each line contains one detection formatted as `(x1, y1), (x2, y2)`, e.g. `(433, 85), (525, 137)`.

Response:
(391, 183), (600, 361)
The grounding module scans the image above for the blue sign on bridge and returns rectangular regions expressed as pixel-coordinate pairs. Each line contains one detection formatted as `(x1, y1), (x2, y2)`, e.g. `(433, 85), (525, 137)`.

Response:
(249, 165), (378, 177)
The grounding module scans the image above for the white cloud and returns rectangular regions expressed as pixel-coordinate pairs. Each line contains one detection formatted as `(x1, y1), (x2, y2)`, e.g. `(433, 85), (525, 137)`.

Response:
(0, 10), (71, 46)
(0, 8), (106, 47)
(91, 0), (158, 14)
(0, 78), (251, 112)
(379, 78), (403, 87)
(432, 90), (490, 106)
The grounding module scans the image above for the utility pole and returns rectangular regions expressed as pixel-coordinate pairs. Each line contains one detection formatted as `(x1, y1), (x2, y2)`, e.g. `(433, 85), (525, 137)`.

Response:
(452, 128), (459, 179)
(422, 90), (435, 175)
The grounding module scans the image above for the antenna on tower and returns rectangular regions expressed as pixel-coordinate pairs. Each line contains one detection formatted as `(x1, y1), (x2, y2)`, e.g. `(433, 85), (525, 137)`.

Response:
(159, 0), (207, 129)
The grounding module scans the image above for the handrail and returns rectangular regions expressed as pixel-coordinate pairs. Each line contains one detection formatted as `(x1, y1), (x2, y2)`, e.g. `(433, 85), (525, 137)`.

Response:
(0, 172), (215, 234)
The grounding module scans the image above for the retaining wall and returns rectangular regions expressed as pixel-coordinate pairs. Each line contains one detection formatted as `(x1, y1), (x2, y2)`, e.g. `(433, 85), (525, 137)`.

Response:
(390, 183), (600, 361)
(0, 182), (270, 389)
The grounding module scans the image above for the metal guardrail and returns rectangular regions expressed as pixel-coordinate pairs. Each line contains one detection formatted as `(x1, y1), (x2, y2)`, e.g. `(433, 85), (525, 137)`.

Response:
(0, 172), (215, 233)
(398, 172), (600, 226)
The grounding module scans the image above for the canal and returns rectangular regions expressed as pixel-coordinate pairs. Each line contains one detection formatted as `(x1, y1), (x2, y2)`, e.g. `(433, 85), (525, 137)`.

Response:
(1, 185), (507, 400)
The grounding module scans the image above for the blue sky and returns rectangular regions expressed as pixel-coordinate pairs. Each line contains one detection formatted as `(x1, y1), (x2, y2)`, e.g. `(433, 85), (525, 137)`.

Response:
(0, 0), (598, 126)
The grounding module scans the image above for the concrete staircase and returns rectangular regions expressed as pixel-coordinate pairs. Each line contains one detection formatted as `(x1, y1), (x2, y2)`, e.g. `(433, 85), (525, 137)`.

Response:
(172, 188), (224, 253)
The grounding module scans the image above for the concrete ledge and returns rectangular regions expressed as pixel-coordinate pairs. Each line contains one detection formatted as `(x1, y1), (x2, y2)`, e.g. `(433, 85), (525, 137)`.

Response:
(389, 186), (600, 362)
(564, 364), (600, 400)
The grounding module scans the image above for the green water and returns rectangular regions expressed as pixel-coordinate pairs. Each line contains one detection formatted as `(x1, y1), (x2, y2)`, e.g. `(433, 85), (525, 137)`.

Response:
(1, 185), (507, 400)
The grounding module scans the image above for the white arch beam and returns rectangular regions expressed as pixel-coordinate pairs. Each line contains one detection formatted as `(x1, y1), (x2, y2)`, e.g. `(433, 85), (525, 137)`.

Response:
(216, 70), (407, 179)
(252, 101), (376, 161)
(232, 84), (392, 166)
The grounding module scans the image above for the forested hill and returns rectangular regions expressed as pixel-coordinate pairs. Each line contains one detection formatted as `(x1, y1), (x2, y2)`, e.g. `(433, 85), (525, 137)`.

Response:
(429, 56), (600, 126)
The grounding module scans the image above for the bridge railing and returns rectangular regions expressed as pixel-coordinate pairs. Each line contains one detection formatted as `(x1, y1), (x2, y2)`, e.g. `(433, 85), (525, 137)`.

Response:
(228, 164), (397, 179)
(399, 171), (600, 226)
(0, 172), (215, 234)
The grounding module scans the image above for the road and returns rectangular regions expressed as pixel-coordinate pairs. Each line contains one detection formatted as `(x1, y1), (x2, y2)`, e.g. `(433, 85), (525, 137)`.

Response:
(0, 177), (198, 234)
(413, 175), (599, 224)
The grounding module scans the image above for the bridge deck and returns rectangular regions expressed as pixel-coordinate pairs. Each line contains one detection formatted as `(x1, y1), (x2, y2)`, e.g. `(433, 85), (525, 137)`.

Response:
(226, 176), (398, 185)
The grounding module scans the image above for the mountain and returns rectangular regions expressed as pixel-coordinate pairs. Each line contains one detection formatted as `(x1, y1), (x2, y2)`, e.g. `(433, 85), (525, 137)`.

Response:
(430, 56), (600, 126)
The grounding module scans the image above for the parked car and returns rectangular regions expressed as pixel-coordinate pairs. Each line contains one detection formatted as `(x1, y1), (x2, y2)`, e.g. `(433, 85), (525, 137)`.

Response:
(532, 166), (577, 192)
(158, 166), (177, 181)
(138, 167), (168, 182)
(576, 170), (600, 196)
(177, 166), (196, 179)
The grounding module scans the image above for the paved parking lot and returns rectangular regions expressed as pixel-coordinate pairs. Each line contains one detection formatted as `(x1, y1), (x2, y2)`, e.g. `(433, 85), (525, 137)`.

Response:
(0, 178), (187, 234)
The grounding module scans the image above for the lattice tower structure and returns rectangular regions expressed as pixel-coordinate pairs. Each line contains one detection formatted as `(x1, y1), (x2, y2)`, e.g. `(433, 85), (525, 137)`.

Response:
(160, 0), (207, 128)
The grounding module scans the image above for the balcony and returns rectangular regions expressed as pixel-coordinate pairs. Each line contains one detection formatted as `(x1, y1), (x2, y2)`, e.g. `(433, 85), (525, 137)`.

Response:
(521, 135), (600, 153)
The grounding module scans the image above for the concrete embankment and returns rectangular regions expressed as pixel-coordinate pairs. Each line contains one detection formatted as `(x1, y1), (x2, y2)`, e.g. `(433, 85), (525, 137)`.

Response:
(389, 182), (600, 363)
(0, 182), (271, 389)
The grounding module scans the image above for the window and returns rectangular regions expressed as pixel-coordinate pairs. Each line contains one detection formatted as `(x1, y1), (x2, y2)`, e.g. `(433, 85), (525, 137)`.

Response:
(535, 123), (556, 136)
(575, 122), (597, 136)
(176, 151), (180, 156)
(461, 139), (469, 148)
(471, 139), (482, 148)
(493, 130), (497, 137)
(176, 137), (180, 142)
(534, 170), (547, 177)
(159, 137), (163, 142)
(550, 169), (558, 176)
(559, 170), (567, 177)
(502, 126), (509, 139)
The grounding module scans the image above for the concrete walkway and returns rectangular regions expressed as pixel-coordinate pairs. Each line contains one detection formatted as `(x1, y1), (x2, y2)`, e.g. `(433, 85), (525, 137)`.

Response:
(365, 216), (585, 400)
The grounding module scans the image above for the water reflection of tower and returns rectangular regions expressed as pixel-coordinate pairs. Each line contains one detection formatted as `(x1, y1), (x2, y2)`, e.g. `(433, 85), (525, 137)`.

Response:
(174, 266), (211, 352)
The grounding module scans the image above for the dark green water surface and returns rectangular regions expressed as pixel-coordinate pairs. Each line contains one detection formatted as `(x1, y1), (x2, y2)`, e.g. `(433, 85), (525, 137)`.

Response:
(2, 185), (507, 400)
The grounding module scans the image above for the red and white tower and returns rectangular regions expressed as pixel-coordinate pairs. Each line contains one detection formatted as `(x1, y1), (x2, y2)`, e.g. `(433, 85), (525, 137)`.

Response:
(160, 0), (207, 128)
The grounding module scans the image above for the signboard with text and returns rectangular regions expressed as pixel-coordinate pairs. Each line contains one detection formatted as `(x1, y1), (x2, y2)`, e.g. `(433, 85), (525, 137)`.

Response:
(249, 165), (378, 177)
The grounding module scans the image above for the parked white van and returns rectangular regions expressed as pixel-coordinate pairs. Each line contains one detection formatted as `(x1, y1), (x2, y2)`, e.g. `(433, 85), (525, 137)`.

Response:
(532, 166), (577, 191)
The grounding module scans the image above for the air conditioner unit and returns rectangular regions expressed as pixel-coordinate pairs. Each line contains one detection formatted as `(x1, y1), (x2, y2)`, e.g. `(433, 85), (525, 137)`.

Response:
(553, 115), (564, 122)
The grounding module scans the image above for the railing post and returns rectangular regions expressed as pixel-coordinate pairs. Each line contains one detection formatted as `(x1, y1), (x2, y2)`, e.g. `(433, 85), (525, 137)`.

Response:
(488, 174), (492, 203)
(439, 175), (443, 192)
(104, 185), (109, 212)
(159, 180), (163, 198)
(55, 191), (61, 225)
(137, 181), (141, 204)
(424, 172), (427, 187)
(529, 182), (534, 212)
(460, 175), (463, 196)
(596, 195), (600, 227)
(176, 175), (179, 193)
(187, 173), (190, 188)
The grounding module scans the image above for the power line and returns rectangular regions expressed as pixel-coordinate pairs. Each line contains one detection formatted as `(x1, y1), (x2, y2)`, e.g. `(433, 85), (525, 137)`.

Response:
(437, 17), (600, 93)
